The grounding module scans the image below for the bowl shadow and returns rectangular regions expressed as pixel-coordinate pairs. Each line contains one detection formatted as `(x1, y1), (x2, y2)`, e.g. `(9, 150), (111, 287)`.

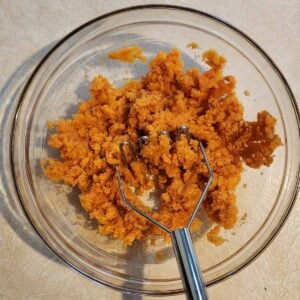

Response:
(0, 41), (63, 263)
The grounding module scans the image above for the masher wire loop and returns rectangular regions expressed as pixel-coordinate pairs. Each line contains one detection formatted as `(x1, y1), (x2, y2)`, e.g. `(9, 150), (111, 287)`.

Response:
(116, 128), (213, 231)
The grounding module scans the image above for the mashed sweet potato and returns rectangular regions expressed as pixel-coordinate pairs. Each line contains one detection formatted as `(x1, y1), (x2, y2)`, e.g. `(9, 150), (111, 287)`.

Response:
(45, 48), (281, 246)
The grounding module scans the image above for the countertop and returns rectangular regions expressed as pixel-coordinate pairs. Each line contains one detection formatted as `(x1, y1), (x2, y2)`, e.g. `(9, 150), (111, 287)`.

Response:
(0, 1), (299, 299)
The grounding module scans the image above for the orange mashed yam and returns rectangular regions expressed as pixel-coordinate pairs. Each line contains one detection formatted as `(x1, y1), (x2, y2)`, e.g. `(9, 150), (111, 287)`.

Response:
(45, 49), (281, 246)
(107, 46), (146, 63)
(207, 226), (225, 246)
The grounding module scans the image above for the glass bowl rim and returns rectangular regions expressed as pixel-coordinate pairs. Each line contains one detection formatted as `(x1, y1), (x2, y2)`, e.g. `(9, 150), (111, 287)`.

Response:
(10, 4), (300, 295)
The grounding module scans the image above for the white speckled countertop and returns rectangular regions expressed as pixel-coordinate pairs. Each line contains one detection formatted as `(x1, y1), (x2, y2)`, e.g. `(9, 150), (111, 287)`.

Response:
(0, 1), (299, 299)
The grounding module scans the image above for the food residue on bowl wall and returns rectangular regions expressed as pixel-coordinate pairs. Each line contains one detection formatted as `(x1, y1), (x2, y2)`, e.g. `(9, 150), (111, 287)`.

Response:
(44, 47), (282, 246)
(107, 45), (146, 63)
(244, 90), (250, 96)
(187, 42), (201, 49)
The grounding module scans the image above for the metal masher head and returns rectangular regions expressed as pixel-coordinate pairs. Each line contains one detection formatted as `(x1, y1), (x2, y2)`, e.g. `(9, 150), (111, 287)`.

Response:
(115, 125), (213, 232)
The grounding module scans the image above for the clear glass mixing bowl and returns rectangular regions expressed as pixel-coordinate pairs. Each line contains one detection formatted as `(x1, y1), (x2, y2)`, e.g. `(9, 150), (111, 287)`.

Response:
(12, 5), (299, 296)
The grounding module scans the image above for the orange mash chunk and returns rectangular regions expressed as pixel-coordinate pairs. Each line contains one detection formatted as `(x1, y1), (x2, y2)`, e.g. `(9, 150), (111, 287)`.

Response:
(207, 226), (225, 246)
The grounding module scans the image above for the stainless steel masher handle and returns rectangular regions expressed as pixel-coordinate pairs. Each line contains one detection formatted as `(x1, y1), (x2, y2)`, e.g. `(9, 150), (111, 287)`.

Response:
(172, 227), (207, 300)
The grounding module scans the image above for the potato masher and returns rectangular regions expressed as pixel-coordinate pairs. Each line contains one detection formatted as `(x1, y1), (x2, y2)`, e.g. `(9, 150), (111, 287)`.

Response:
(115, 125), (213, 300)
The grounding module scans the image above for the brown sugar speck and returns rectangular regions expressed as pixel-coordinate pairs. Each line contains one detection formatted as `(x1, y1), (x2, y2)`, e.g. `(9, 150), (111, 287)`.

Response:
(243, 183), (247, 189)
(244, 90), (250, 96)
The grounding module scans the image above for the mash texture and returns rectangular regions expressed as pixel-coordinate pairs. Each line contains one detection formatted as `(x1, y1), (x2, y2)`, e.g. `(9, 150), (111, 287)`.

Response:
(45, 49), (281, 245)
